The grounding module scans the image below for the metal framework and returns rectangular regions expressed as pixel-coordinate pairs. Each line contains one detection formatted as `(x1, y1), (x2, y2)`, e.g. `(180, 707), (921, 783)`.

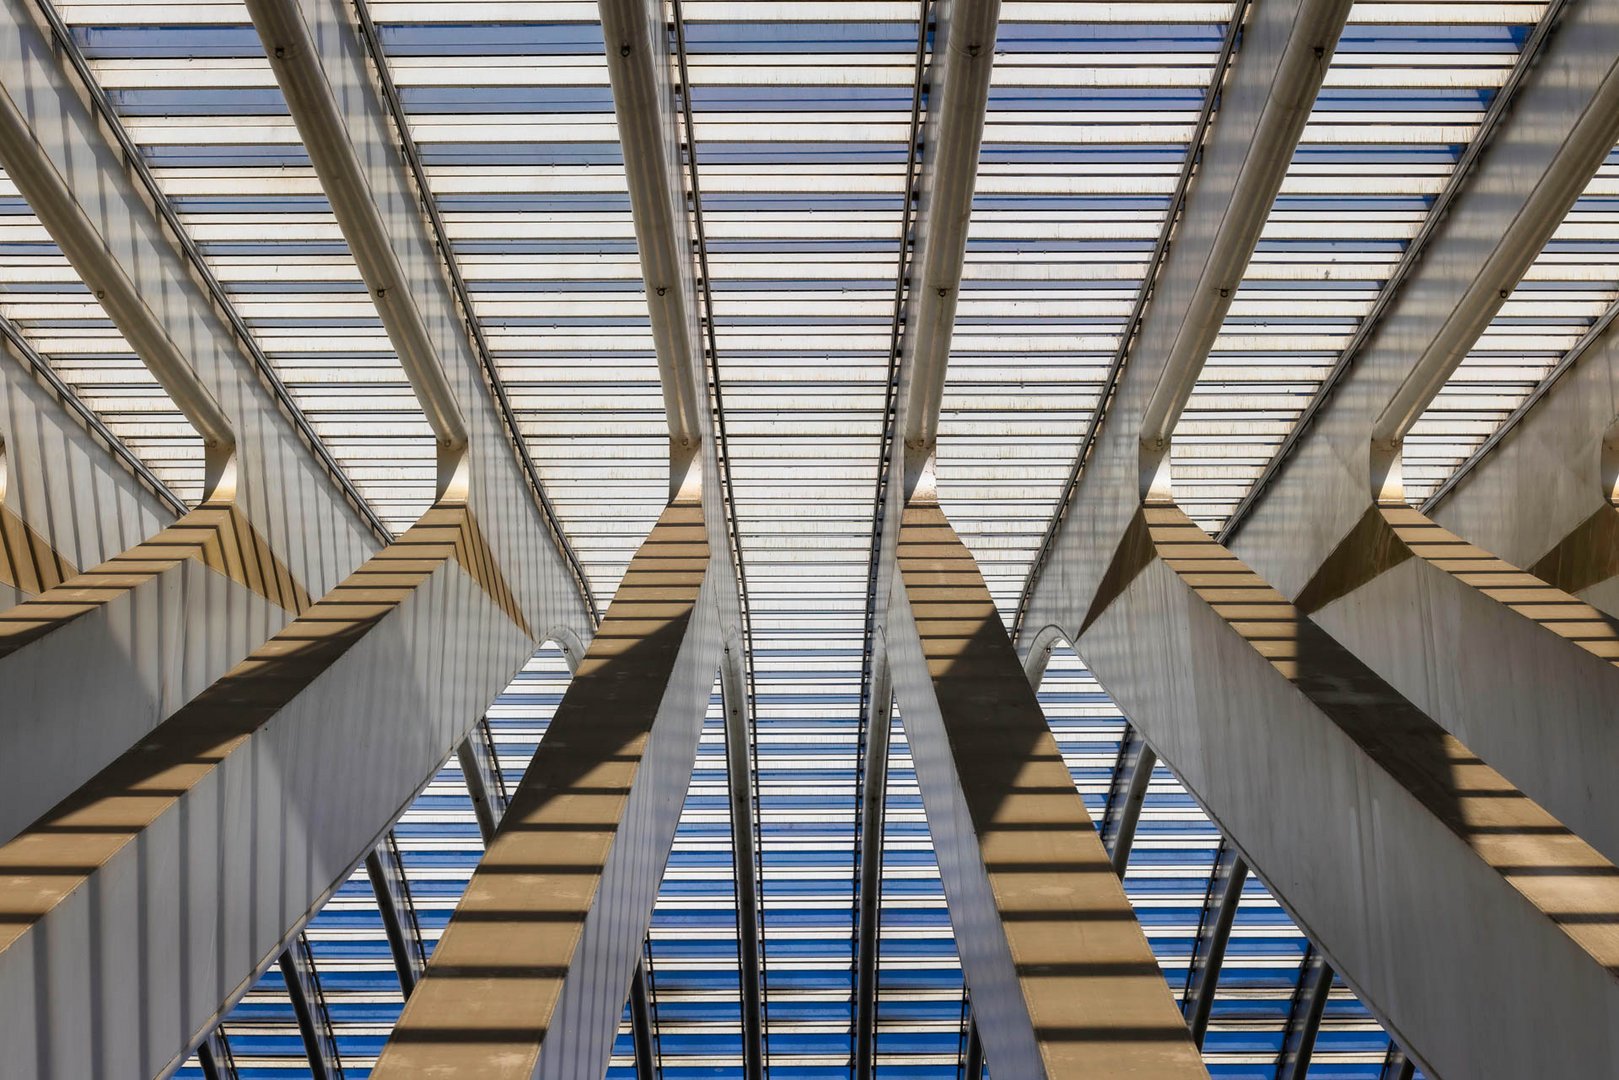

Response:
(4, 0), (1617, 1077)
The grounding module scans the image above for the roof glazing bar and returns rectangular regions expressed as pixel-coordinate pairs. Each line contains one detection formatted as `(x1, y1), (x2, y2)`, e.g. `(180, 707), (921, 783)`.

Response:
(364, 832), (427, 997)
(1275, 946), (1333, 1080)
(1182, 836), (1249, 1047)
(279, 932), (345, 1080)
(195, 1030), (239, 1080)
(668, 3), (769, 1072)
(852, 2), (930, 1070)
(1099, 722), (1156, 874)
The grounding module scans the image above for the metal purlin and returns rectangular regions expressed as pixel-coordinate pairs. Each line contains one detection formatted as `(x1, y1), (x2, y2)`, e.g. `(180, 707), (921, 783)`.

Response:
(851, 1), (933, 1071)
(350, 0), (600, 625)
(29, 0), (394, 544)
(1008, 0), (1250, 641)
(670, 2), (772, 1074)
(1217, 0), (1575, 545)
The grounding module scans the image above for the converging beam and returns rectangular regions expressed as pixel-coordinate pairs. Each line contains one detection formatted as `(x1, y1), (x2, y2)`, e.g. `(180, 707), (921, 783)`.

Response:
(279, 933), (342, 1080)
(1212, 0), (1619, 870)
(0, 0), (386, 845)
(887, 498), (1208, 1077)
(366, 832), (427, 997)
(373, 501), (721, 1078)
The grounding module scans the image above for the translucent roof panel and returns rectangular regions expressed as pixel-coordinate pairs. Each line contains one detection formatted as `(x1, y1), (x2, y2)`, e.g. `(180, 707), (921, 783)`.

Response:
(63, 1), (438, 533)
(366, 0), (669, 602)
(0, 165), (205, 503)
(686, 4), (918, 1072)
(1404, 142), (1619, 504)
(938, 3), (1233, 621)
(1174, 0), (1546, 533)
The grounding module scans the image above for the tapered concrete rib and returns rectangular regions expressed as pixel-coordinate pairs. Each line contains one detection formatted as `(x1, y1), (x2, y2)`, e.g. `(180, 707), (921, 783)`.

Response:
(373, 502), (720, 1079)
(1075, 503), (1619, 1079)
(1182, 838), (1247, 1047)
(897, 0), (1001, 459)
(0, 502), (537, 1079)
(1422, 307), (1619, 620)
(886, 499), (1207, 1078)
(1017, 0), (1351, 648)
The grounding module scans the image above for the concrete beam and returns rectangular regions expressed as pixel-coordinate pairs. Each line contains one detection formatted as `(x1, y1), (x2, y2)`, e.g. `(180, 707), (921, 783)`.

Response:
(372, 501), (721, 1079)
(1017, 0), (1351, 648)
(1072, 502), (1619, 1078)
(887, 498), (1207, 1078)
(0, 500), (539, 1079)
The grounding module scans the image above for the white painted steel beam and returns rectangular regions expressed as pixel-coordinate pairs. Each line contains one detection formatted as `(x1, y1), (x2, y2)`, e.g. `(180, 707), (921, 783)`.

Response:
(242, 0), (592, 645)
(897, 0), (1001, 469)
(1072, 503), (1619, 1079)
(600, 0), (704, 466)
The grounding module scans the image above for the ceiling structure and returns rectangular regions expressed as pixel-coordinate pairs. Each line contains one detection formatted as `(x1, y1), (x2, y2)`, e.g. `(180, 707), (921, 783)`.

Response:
(3, 0), (1613, 1076)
